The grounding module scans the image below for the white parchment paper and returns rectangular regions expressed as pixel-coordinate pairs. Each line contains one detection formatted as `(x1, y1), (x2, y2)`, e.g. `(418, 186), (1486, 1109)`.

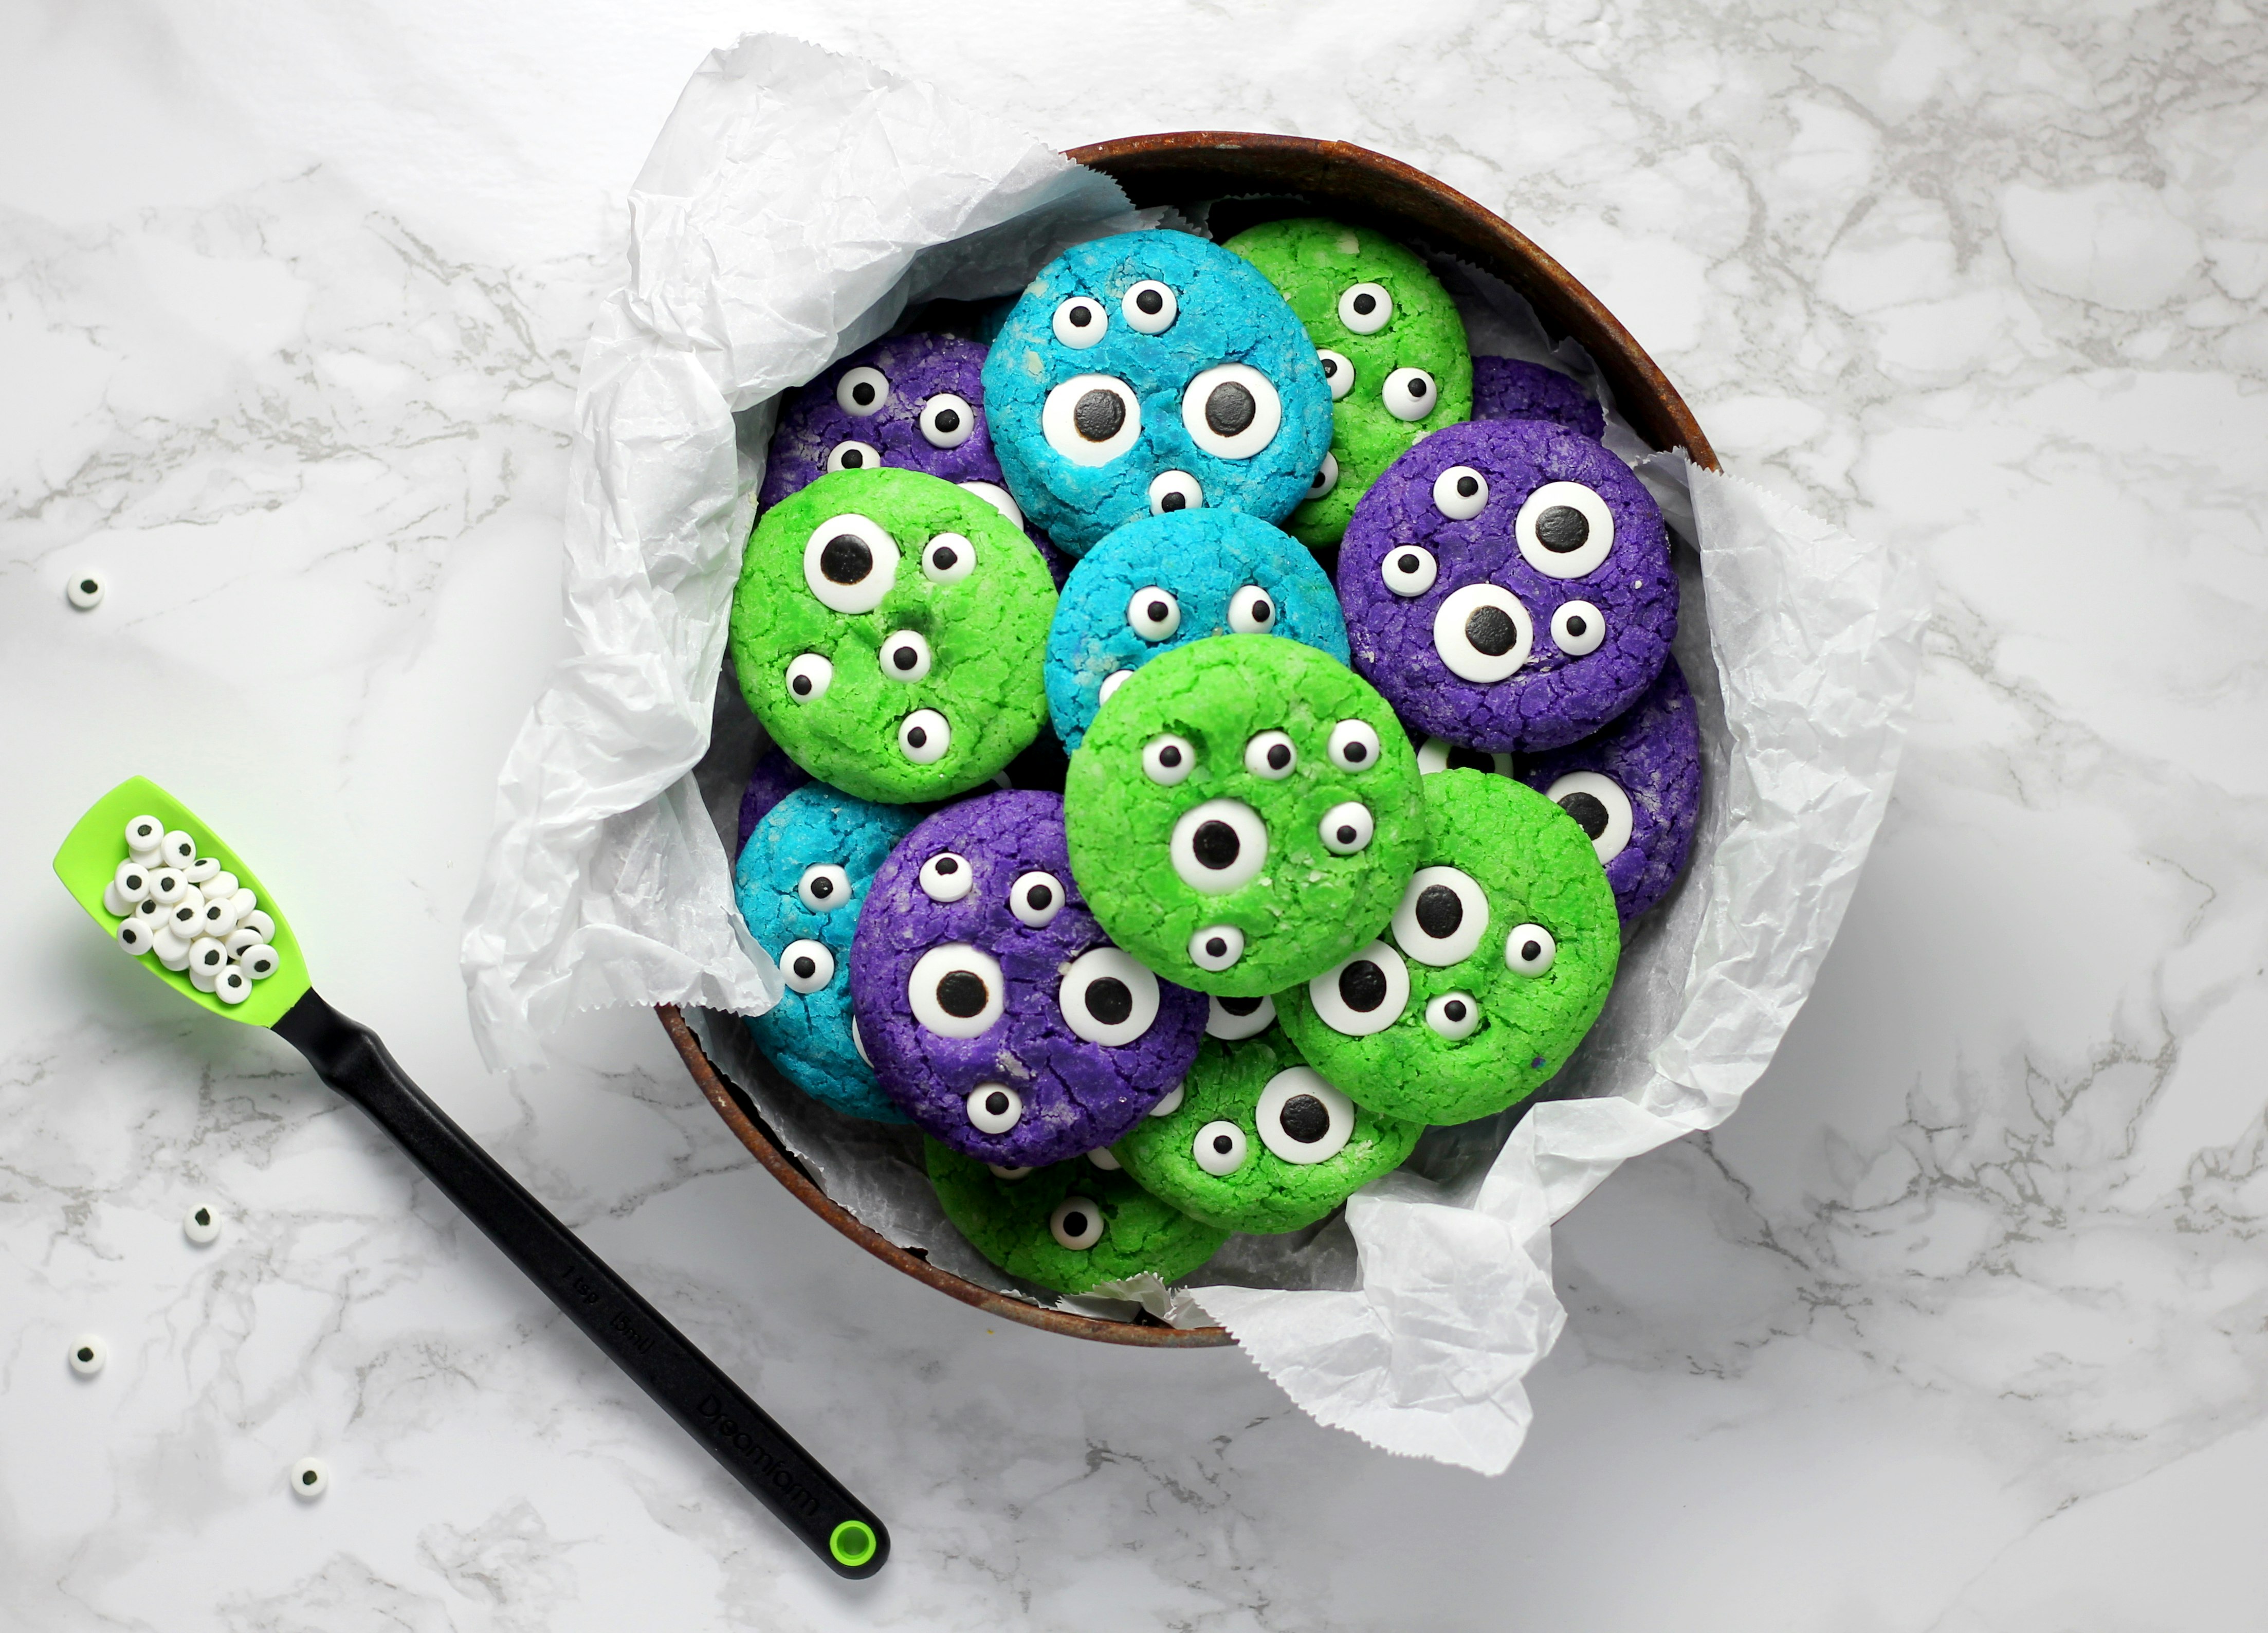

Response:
(464, 34), (1931, 1474)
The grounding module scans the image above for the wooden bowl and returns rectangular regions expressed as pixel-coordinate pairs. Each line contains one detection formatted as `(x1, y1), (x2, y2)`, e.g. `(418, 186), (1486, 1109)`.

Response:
(671, 130), (1716, 1350)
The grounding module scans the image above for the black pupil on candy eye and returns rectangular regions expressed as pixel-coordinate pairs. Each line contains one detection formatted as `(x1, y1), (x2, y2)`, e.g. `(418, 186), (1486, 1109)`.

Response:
(1027, 885), (1052, 910)
(1212, 1133), (1235, 1154)
(78, 1348), (92, 1362)
(792, 676), (811, 696)
(1266, 743), (1291, 770)
(1456, 476), (1478, 498)
(792, 956), (816, 980)
(82, 579), (98, 593)
(196, 1209), (210, 1226)
(839, 448), (864, 467)
(1146, 600), (1169, 624)
(1446, 1000), (1469, 1021)
(985, 1090), (1011, 1115)
(1205, 937), (1228, 957)
(1278, 1094), (1331, 1143)
(1396, 553), (1421, 576)
(1343, 741), (1366, 763)
(301, 1470), (318, 1485)
(1074, 390), (1124, 441)
(1085, 979), (1133, 1026)
(1063, 1209), (1091, 1237)
(907, 725), (928, 748)
(1069, 304), (1093, 328)
(936, 858), (959, 875)
(1251, 597), (1272, 622)
(1408, 377), (1430, 398)
(934, 408), (960, 433)
(1160, 492), (1187, 512)
(1466, 606), (1519, 657)
(893, 645), (918, 670)
(1220, 995), (1263, 1015)
(1335, 825), (1358, 845)
(1136, 288), (1163, 314)
(1321, 357), (1339, 378)
(1339, 961), (1389, 1012)
(851, 381), (876, 406)
(1415, 884), (1464, 939)
(820, 535), (873, 583)
(1352, 293), (1377, 315)
(810, 877), (834, 898)
(1205, 382), (1256, 437)
(1522, 940), (1544, 963)
(1559, 792), (1612, 839)
(1159, 746), (1182, 767)
(939, 972), (989, 1017)
(1536, 505), (1590, 552)
(931, 546), (957, 571)
(1565, 615), (1588, 638)
(1192, 821), (1241, 869)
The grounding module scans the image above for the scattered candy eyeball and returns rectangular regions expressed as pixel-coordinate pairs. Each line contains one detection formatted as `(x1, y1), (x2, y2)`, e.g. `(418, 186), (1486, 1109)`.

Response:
(66, 570), (106, 610)
(289, 1457), (330, 1499)
(184, 1202), (222, 1244)
(69, 1334), (107, 1375)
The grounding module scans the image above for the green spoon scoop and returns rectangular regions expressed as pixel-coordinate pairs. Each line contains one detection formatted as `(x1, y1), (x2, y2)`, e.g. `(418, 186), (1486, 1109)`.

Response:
(54, 776), (887, 1578)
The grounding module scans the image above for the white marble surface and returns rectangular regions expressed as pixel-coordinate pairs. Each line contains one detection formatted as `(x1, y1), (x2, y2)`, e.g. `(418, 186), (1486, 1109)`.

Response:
(3, 2), (2263, 1627)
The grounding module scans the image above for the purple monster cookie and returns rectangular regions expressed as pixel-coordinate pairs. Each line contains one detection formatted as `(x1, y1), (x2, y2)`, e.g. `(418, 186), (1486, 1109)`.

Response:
(1340, 418), (1675, 753)
(1471, 357), (1606, 441)
(1516, 657), (1701, 921)
(849, 789), (1206, 1167)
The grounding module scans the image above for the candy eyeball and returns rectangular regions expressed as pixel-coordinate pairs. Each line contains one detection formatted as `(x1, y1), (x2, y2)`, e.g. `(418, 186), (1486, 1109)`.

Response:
(1098, 669), (1134, 705)
(1505, 923), (1558, 976)
(1148, 469), (1203, 515)
(825, 440), (882, 474)
(1307, 452), (1340, 500)
(966, 1082), (1024, 1134)
(1326, 718), (1380, 772)
(922, 533), (975, 584)
(1307, 941), (1410, 1036)
(1432, 465), (1489, 520)
(1170, 799), (1269, 893)
(1391, 866), (1490, 966)
(1383, 367), (1438, 423)
(1255, 1068), (1354, 1164)
(918, 393), (976, 449)
(1243, 730), (1297, 780)
(1121, 279), (1178, 334)
(115, 919), (153, 956)
(1182, 364), (1283, 460)
(1318, 801), (1375, 855)
(1187, 924), (1247, 973)
(1043, 374), (1142, 464)
(1049, 1194), (1107, 1249)
(1141, 733), (1197, 786)
(239, 945), (282, 981)
(1058, 947), (1161, 1046)
(1515, 482), (1616, 578)
(183, 1202), (222, 1245)
(879, 628), (934, 683)
(785, 652), (834, 703)
(778, 938), (836, 994)
(160, 830), (196, 869)
(1126, 587), (1181, 642)
(1545, 771), (1636, 863)
(1148, 1083), (1186, 1118)
(1424, 990), (1481, 1040)
(898, 709), (951, 764)
(1052, 295), (1108, 348)
(1316, 348), (1355, 401)
(835, 366), (890, 416)
(68, 1334), (107, 1376)
(797, 863), (852, 911)
(1415, 737), (1515, 777)
(918, 851), (973, 902)
(1085, 1145), (1123, 1171)
(1008, 870), (1065, 928)
(1550, 600), (1607, 657)
(803, 513), (900, 613)
(182, 857), (221, 886)
(910, 943), (1006, 1038)
(1433, 585), (1533, 682)
(67, 570), (107, 609)
(237, 910), (276, 946)
(1339, 281), (1394, 334)
(289, 1457), (330, 1499)
(1192, 1119), (1249, 1176)
(114, 860), (153, 902)
(959, 480), (1025, 529)
(1204, 992), (1276, 1040)
(124, 815), (163, 856)
(1380, 545), (1438, 598)
(1227, 585), (1276, 633)
(214, 967), (252, 1005)
(188, 938), (230, 989)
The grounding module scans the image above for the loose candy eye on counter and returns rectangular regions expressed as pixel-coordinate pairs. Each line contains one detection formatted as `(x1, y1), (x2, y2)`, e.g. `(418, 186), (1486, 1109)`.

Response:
(1223, 219), (1474, 549)
(730, 468), (1056, 803)
(1277, 769), (1618, 1126)
(983, 231), (1332, 554)
(1340, 417), (1676, 754)
(1043, 509), (1349, 752)
(849, 790), (1205, 1168)
(1064, 634), (1424, 997)
(923, 1142), (1227, 1296)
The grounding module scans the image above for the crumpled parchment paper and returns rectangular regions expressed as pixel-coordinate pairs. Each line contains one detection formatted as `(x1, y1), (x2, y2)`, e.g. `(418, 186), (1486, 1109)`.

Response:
(464, 33), (1931, 1475)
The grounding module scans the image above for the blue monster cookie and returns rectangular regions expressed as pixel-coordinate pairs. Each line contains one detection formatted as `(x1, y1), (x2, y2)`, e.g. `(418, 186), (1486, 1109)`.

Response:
(1044, 509), (1349, 751)
(982, 231), (1333, 555)
(734, 782), (926, 1122)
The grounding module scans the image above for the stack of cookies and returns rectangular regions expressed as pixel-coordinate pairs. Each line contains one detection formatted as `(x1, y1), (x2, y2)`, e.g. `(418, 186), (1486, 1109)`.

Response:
(722, 221), (1700, 1296)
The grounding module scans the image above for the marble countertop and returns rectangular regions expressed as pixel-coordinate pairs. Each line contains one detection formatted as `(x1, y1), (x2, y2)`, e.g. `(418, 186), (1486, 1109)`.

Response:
(5, 4), (2263, 1628)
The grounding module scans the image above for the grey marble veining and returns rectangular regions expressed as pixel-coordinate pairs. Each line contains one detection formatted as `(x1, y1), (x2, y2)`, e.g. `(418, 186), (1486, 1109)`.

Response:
(3, 2), (2263, 1627)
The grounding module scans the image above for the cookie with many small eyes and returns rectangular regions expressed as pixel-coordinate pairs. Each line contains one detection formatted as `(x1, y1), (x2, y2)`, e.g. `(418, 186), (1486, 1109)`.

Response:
(1044, 509), (1348, 751)
(849, 789), (1205, 1167)
(1223, 219), (1474, 549)
(1062, 635), (1425, 998)
(1111, 1023), (1421, 1235)
(1516, 657), (1701, 921)
(734, 783), (926, 1122)
(981, 230), (1333, 555)
(924, 1143), (1228, 1295)
(1471, 356), (1606, 440)
(730, 468), (1056, 802)
(1277, 769), (1618, 1126)
(1340, 418), (1675, 753)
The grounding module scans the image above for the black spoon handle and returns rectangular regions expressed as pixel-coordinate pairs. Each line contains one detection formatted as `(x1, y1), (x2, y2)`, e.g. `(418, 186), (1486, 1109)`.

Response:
(272, 987), (887, 1578)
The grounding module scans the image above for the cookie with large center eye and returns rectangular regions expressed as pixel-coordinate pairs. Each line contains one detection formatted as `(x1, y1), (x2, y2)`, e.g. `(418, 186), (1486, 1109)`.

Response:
(1470, 356), (1606, 440)
(730, 468), (1056, 802)
(1044, 509), (1349, 751)
(1277, 769), (1618, 1124)
(849, 789), (1205, 1166)
(924, 1143), (1227, 1296)
(1063, 634), (1424, 997)
(734, 783), (926, 1122)
(981, 230), (1332, 555)
(1517, 657), (1702, 921)
(1340, 417), (1675, 753)
(1223, 219), (1474, 550)
(1110, 1022), (1420, 1234)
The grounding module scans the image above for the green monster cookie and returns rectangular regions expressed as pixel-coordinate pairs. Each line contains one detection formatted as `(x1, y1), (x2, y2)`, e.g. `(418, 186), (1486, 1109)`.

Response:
(925, 1140), (1228, 1295)
(1063, 635), (1424, 998)
(1224, 220), (1473, 549)
(730, 467), (1055, 803)
(1112, 1023), (1421, 1234)
(1279, 770), (1619, 1124)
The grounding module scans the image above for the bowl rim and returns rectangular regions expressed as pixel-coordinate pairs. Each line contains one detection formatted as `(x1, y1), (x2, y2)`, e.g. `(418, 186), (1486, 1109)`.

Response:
(680, 129), (1714, 1350)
